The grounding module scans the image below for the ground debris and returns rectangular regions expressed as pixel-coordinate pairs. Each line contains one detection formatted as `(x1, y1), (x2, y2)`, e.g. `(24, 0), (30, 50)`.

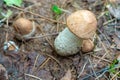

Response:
(0, 64), (8, 80)
(60, 69), (72, 80)
(0, 0), (118, 79)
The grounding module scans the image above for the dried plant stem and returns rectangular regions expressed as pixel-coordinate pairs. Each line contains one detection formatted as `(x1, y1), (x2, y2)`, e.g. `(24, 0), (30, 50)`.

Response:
(91, 54), (111, 63)
(88, 58), (98, 79)
(25, 73), (43, 80)
(37, 25), (54, 48)
(28, 33), (58, 39)
(77, 59), (88, 78)
(103, 18), (116, 26)
(11, 6), (66, 25)
(56, 13), (66, 32)
(44, 53), (61, 66)
(38, 57), (50, 69)
(94, 35), (110, 67)
(32, 54), (39, 73)
(111, 71), (120, 80)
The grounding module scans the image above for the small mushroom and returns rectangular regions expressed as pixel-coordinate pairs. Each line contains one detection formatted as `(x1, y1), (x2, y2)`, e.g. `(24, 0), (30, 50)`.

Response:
(54, 10), (97, 56)
(81, 39), (94, 52)
(13, 18), (36, 40)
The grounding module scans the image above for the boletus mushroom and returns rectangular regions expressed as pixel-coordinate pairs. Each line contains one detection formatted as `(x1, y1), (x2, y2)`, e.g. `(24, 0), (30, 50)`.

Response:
(81, 39), (94, 52)
(13, 18), (36, 40)
(54, 10), (97, 56)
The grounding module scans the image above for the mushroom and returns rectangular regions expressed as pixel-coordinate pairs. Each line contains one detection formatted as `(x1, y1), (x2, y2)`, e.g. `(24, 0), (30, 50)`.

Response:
(81, 39), (94, 53)
(13, 18), (36, 40)
(54, 10), (97, 56)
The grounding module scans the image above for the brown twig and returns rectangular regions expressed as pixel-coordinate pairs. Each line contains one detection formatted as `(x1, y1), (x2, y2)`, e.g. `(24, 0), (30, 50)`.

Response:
(88, 58), (98, 79)
(44, 53), (61, 66)
(77, 59), (88, 78)
(25, 73), (43, 80)
(111, 71), (120, 80)
(32, 54), (39, 73)
(11, 6), (66, 25)
(38, 57), (50, 70)
(90, 54), (111, 63)
(37, 25), (54, 48)
(94, 35), (110, 67)
(28, 32), (58, 39)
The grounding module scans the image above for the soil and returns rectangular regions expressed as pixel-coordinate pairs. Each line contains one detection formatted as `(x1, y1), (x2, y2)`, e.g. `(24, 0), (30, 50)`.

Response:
(0, 0), (120, 80)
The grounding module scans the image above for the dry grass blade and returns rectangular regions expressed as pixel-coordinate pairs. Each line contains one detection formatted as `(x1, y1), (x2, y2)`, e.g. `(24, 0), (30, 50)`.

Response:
(88, 58), (98, 79)
(91, 54), (111, 63)
(37, 25), (54, 49)
(38, 57), (50, 70)
(44, 53), (61, 67)
(111, 71), (120, 80)
(94, 35), (110, 67)
(32, 54), (39, 73)
(28, 33), (58, 39)
(25, 73), (43, 80)
(77, 59), (88, 78)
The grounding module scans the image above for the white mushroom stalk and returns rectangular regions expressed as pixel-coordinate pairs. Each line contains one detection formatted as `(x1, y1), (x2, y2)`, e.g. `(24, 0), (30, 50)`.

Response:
(54, 28), (82, 56)
(54, 10), (97, 56)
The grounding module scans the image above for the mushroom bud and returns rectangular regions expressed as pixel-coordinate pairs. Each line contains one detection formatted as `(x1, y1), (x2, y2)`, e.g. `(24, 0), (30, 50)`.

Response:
(81, 39), (94, 52)
(13, 18), (36, 40)
(54, 10), (97, 56)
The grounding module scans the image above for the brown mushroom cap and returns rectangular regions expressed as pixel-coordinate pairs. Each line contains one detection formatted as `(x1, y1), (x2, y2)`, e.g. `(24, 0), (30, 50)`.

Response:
(13, 18), (33, 35)
(67, 10), (97, 39)
(81, 39), (94, 52)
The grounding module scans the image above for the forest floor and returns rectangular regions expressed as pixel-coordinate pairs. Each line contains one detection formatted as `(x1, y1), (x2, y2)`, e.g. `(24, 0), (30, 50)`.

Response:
(0, 0), (120, 80)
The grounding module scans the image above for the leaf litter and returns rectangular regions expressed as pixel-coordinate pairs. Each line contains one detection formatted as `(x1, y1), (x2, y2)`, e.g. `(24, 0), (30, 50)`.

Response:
(1, 0), (120, 80)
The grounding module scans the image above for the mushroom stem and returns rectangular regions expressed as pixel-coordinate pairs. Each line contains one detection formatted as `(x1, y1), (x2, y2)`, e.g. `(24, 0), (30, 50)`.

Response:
(54, 28), (83, 56)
